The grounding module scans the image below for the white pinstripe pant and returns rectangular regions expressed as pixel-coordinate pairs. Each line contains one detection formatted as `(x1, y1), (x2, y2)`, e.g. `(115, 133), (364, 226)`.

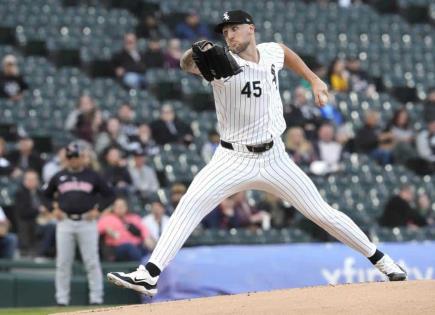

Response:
(149, 138), (376, 271)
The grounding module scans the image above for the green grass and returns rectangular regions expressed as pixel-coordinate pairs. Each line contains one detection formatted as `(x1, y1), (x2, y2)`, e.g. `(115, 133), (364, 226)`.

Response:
(0, 306), (105, 315)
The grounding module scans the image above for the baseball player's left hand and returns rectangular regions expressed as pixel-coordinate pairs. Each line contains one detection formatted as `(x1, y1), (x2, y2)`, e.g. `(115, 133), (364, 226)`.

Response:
(311, 78), (329, 107)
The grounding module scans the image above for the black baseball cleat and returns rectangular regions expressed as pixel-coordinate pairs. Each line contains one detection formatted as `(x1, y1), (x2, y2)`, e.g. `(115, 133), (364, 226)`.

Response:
(375, 255), (408, 281)
(107, 265), (158, 296)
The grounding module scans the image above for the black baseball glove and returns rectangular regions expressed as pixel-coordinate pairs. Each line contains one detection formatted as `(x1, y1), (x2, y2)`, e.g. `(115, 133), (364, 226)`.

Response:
(191, 40), (242, 81)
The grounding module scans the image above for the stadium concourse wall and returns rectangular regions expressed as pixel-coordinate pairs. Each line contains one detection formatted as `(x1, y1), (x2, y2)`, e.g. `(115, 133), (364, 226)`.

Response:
(0, 261), (141, 308)
(149, 242), (435, 302)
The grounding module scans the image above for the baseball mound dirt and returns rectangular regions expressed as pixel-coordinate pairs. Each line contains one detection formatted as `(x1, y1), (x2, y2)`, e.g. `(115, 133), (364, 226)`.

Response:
(55, 280), (435, 315)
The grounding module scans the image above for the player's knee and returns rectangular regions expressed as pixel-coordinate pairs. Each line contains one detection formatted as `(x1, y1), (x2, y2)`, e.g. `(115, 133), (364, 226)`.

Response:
(56, 259), (73, 270)
(310, 204), (341, 226)
(83, 258), (100, 272)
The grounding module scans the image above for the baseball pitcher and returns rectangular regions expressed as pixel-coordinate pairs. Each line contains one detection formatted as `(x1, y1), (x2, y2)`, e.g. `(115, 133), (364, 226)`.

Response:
(108, 10), (406, 296)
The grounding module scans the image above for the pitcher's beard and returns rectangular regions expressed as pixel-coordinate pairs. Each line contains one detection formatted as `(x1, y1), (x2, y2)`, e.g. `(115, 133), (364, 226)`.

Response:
(229, 40), (250, 54)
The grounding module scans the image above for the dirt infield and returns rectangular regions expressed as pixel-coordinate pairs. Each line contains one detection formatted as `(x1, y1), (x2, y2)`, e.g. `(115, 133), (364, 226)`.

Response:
(54, 280), (434, 315)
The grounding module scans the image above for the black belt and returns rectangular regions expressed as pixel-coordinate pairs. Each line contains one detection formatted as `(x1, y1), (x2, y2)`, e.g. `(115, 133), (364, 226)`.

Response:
(220, 140), (274, 153)
(67, 213), (85, 221)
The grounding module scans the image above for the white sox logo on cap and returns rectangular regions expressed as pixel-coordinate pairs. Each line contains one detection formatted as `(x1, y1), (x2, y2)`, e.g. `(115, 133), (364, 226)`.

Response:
(223, 12), (230, 21)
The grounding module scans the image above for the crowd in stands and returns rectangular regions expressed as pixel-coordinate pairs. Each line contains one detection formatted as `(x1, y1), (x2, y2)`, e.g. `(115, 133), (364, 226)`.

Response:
(284, 57), (435, 175)
(0, 4), (434, 262)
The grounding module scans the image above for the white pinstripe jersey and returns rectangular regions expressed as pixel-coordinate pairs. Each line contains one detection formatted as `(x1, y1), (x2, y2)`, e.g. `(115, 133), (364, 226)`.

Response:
(211, 42), (286, 145)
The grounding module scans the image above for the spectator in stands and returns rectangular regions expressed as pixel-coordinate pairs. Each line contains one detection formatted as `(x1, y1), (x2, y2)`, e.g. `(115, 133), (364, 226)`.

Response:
(354, 110), (394, 165)
(379, 185), (427, 228)
(285, 127), (317, 166)
(175, 11), (211, 41)
(127, 123), (160, 156)
(117, 103), (138, 142)
(98, 197), (153, 262)
(416, 119), (435, 169)
(327, 57), (349, 92)
(143, 39), (165, 69)
(128, 148), (159, 199)
(346, 57), (376, 97)
(257, 193), (295, 228)
(35, 208), (56, 258)
(42, 147), (66, 183)
(136, 15), (170, 39)
(14, 170), (47, 257)
(164, 38), (183, 69)
(0, 54), (28, 101)
(417, 192), (434, 226)
(388, 108), (414, 144)
(0, 137), (14, 176)
(150, 104), (193, 146)
(102, 147), (132, 196)
(65, 95), (102, 144)
(233, 192), (271, 230)
(203, 197), (245, 229)
(201, 130), (220, 163)
(142, 200), (169, 243)
(0, 205), (17, 259)
(94, 117), (129, 155)
(284, 86), (321, 138)
(113, 33), (147, 89)
(387, 107), (418, 167)
(423, 87), (435, 123)
(318, 93), (344, 126)
(335, 123), (354, 153)
(312, 123), (343, 174)
(78, 140), (101, 172)
(168, 183), (186, 213)
(8, 136), (44, 176)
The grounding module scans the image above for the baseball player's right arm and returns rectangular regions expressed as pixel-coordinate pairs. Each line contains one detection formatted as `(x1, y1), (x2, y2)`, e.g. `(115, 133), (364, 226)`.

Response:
(180, 48), (201, 76)
(279, 43), (328, 107)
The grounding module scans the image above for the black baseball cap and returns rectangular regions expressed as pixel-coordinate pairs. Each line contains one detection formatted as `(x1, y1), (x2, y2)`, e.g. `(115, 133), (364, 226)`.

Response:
(214, 10), (254, 34)
(132, 147), (145, 157)
(65, 142), (82, 159)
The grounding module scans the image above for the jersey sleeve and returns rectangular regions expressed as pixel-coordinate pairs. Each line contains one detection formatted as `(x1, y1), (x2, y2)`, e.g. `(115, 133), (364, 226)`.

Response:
(41, 173), (59, 211)
(260, 42), (285, 71)
(42, 173), (58, 200)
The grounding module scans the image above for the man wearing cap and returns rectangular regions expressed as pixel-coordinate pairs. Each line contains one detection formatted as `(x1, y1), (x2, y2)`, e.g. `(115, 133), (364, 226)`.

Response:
(108, 10), (406, 296)
(0, 54), (28, 101)
(43, 142), (115, 305)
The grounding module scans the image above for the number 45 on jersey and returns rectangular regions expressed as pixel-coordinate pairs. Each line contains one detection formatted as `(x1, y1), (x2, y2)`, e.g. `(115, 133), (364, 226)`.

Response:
(240, 64), (277, 98)
(241, 81), (262, 98)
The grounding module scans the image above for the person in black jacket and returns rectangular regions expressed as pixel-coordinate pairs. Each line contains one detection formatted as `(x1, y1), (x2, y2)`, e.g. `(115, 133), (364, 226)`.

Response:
(43, 142), (115, 306)
(102, 147), (132, 196)
(142, 39), (165, 69)
(14, 169), (47, 256)
(135, 15), (171, 40)
(150, 104), (193, 145)
(422, 87), (435, 123)
(0, 54), (28, 101)
(379, 185), (427, 228)
(8, 136), (44, 176)
(354, 110), (394, 165)
(113, 33), (147, 89)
